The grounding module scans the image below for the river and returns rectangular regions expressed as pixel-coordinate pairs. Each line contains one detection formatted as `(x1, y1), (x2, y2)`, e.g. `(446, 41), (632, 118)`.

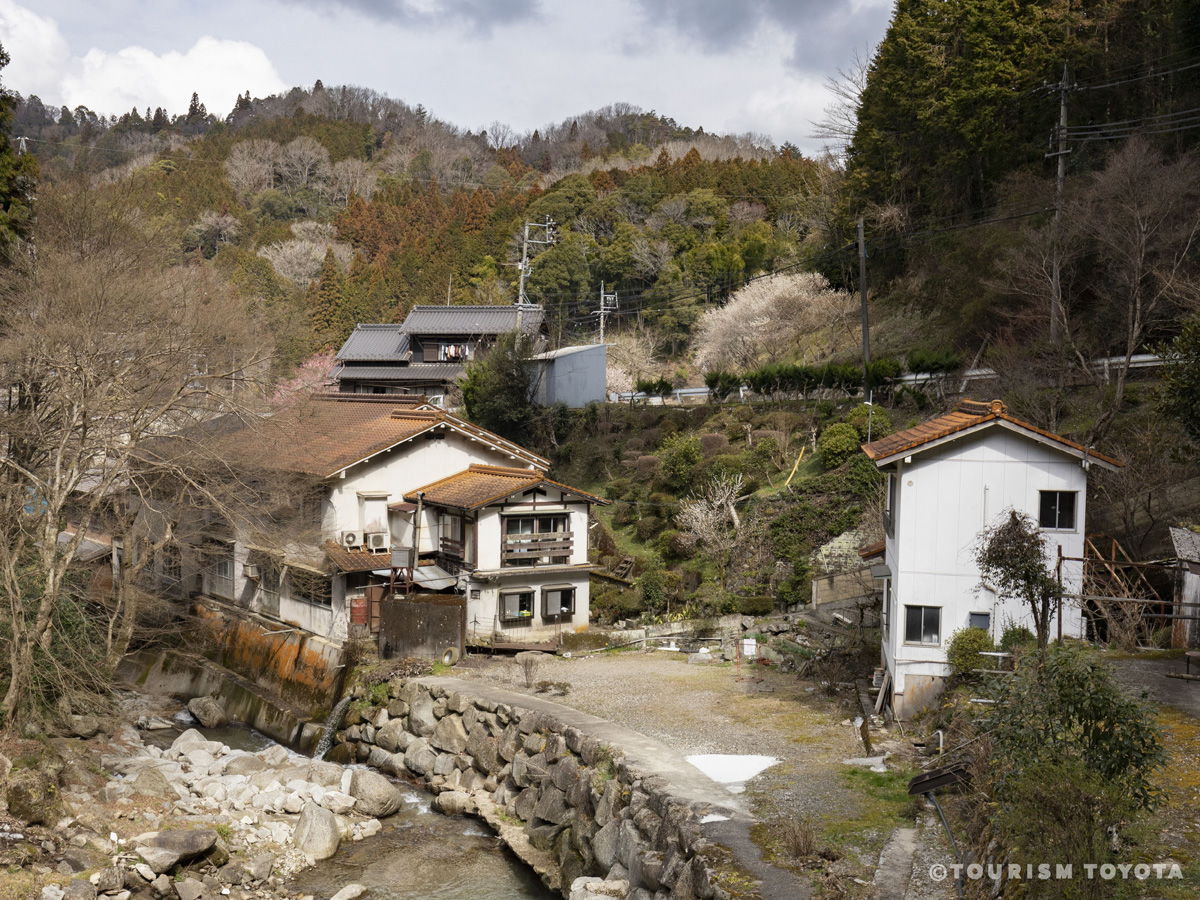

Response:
(151, 708), (554, 900)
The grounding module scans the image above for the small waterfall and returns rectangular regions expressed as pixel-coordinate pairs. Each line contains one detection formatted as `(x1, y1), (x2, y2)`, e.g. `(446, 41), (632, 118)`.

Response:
(313, 695), (352, 760)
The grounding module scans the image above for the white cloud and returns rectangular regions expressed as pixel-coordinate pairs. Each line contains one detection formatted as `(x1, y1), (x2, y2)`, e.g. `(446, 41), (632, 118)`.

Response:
(62, 36), (287, 117)
(0, 2), (285, 118)
(0, 0), (71, 99)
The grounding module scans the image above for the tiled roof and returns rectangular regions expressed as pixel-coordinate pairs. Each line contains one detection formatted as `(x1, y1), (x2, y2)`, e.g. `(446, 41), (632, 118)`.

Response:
(323, 540), (388, 573)
(406, 464), (609, 509)
(400, 305), (545, 336)
(1170, 527), (1200, 565)
(336, 325), (411, 362)
(225, 396), (548, 478)
(861, 399), (1123, 469)
(334, 363), (465, 383)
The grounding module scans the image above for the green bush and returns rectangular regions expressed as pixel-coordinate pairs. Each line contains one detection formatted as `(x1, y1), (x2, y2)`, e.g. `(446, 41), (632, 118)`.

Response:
(658, 433), (702, 492)
(998, 622), (1036, 654)
(946, 627), (996, 679)
(738, 595), (775, 616)
(846, 403), (892, 442)
(635, 516), (664, 541)
(817, 422), (862, 469)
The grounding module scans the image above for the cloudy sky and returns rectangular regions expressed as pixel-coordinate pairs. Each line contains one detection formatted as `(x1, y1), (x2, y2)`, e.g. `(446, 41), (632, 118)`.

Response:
(1, 0), (894, 152)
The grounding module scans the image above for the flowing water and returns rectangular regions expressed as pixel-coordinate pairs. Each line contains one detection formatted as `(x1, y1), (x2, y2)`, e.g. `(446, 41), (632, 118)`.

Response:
(144, 701), (552, 900)
(284, 786), (553, 900)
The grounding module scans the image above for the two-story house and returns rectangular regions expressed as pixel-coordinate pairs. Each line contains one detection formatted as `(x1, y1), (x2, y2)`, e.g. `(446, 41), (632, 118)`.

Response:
(861, 399), (1123, 719)
(331, 305), (548, 397)
(172, 394), (602, 646)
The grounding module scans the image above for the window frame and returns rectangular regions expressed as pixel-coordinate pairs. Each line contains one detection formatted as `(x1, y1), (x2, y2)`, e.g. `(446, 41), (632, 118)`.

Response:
(541, 585), (576, 618)
(968, 611), (991, 632)
(903, 605), (941, 646)
(1038, 490), (1078, 531)
(499, 589), (535, 622)
(502, 513), (571, 568)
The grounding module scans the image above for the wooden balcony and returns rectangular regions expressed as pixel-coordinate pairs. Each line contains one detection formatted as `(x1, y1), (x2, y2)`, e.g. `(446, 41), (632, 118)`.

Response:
(440, 536), (465, 558)
(503, 531), (573, 565)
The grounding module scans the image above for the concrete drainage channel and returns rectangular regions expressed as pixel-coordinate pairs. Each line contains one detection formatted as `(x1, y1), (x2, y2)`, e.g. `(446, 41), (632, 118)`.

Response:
(328, 675), (811, 900)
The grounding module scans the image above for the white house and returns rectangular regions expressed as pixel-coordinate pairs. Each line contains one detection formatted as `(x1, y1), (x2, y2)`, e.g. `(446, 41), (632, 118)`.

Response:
(173, 394), (604, 646)
(861, 399), (1123, 719)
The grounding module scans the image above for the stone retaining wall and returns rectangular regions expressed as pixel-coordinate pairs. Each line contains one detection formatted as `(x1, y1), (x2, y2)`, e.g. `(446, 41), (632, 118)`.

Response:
(330, 679), (732, 900)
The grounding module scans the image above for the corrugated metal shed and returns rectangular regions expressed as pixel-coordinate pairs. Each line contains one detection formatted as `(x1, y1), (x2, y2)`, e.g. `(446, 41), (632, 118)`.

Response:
(401, 305), (545, 336)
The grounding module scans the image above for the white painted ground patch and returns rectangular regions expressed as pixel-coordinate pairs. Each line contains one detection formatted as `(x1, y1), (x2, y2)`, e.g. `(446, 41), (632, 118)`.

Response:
(686, 754), (779, 793)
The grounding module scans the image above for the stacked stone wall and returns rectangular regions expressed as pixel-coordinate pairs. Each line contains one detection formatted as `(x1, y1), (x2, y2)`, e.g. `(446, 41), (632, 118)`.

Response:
(332, 679), (731, 900)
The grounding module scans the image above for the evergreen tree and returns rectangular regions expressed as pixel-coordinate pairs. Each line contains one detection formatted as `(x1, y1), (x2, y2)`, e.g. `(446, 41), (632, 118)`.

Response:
(0, 42), (38, 265)
(308, 247), (346, 347)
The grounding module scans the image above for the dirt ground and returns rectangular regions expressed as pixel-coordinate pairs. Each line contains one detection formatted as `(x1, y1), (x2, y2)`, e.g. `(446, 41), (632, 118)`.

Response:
(452, 647), (943, 898)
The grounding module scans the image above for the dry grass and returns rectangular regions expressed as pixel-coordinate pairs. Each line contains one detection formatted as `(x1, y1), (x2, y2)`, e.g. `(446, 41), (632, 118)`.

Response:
(780, 817), (818, 858)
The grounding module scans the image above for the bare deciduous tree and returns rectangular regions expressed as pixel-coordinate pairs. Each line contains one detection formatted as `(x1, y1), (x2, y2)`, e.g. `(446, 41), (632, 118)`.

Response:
(276, 136), (330, 194)
(324, 158), (378, 206)
(225, 139), (279, 197)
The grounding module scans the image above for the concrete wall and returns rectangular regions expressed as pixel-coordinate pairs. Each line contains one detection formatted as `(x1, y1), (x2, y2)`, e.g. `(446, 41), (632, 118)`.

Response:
(885, 429), (1091, 714)
(379, 594), (467, 660)
(332, 679), (727, 900)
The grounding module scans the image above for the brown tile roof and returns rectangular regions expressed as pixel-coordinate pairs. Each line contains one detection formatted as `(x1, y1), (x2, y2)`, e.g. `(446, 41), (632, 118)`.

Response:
(406, 464), (609, 510)
(226, 396), (548, 478)
(861, 399), (1123, 468)
(858, 540), (886, 560)
(323, 540), (389, 573)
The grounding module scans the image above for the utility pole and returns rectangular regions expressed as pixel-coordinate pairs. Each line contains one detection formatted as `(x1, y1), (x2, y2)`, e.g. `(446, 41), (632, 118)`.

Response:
(857, 216), (871, 376)
(1047, 62), (1073, 343)
(515, 216), (556, 332)
(597, 281), (618, 344)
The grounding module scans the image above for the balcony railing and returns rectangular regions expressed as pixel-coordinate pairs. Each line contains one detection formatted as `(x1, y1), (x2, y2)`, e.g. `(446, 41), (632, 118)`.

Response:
(440, 536), (465, 558)
(503, 531), (574, 566)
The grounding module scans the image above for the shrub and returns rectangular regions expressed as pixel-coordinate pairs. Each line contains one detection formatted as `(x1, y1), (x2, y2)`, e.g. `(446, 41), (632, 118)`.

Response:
(738, 595), (775, 616)
(635, 516), (664, 541)
(946, 627), (996, 679)
(846, 403), (892, 442)
(998, 622), (1036, 654)
(699, 433), (729, 456)
(635, 455), (661, 479)
(817, 422), (861, 468)
(658, 433), (702, 491)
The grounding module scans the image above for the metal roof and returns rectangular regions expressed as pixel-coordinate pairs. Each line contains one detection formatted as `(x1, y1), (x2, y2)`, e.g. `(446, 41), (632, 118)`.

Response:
(334, 364), (465, 383)
(336, 326), (411, 362)
(400, 305), (545, 336)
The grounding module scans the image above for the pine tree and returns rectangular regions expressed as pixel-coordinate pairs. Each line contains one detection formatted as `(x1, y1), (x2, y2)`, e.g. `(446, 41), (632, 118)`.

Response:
(0, 42), (38, 265)
(308, 247), (346, 348)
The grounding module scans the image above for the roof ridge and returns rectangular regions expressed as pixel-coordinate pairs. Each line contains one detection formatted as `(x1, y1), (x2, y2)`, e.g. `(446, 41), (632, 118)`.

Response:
(467, 463), (541, 476)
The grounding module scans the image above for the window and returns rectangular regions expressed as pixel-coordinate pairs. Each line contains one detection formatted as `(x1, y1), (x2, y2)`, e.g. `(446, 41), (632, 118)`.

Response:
(904, 606), (941, 645)
(205, 543), (235, 599)
(503, 515), (571, 567)
(500, 589), (534, 622)
(969, 612), (991, 631)
(1039, 491), (1077, 530)
(290, 569), (332, 607)
(162, 546), (182, 585)
(542, 585), (576, 618)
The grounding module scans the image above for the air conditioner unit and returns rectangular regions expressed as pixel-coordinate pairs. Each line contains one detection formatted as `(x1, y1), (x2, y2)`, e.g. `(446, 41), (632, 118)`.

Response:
(342, 530), (364, 549)
(242, 563), (261, 579)
(366, 532), (389, 551)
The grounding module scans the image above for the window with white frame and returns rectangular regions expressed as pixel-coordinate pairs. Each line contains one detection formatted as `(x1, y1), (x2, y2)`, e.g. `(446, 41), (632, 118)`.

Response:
(1038, 491), (1077, 530)
(904, 605), (941, 645)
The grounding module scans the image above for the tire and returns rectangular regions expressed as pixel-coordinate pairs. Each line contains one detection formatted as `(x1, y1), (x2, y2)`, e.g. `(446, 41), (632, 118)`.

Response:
(440, 646), (460, 666)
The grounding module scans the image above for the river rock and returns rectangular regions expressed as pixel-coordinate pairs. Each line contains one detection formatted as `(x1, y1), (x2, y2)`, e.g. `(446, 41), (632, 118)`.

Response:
(349, 769), (403, 817)
(431, 715), (468, 754)
(137, 846), (182, 875)
(6, 768), (55, 825)
(534, 785), (571, 825)
(433, 790), (472, 816)
(186, 696), (228, 728)
(68, 715), (102, 739)
(318, 790), (356, 815)
(141, 828), (217, 861)
(132, 766), (178, 800)
(408, 693), (437, 736)
(592, 820), (620, 869)
(42, 887), (65, 900)
(134, 864), (156, 883)
(260, 744), (289, 767)
(293, 801), (341, 860)
(404, 738), (437, 776)
(498, 725), (522, 762)
(246, 851), (275, 882)
(466, 724), (499, 773)
(92, 866), (124, 891)
(61, 881), (95, 900)
(174, 878), (205, 900)
(170, 729), (208, 752)
(513, 786), (539, 822)
(330, 885), (369, 900)
(308, 761), (343, 786)
(225, 755), (268, 777)
(150, 874), (173, 896)
(374, 720), (408, 753)
(552, 756), (580, 791)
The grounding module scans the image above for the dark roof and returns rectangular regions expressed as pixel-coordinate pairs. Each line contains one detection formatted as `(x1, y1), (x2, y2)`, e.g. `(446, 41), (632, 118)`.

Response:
(333, 364), (464, 383)
(324, 540), (387, 573)
(861, 399), (1123, 470)
(400, 305), (545, 336)
(336, 325), (411, 362)
(405, 464), (609, 510)
(221, 396), (548, 478)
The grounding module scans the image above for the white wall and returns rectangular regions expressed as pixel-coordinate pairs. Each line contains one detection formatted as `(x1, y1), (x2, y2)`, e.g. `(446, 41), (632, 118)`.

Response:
(886, 429), (1091, 695)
